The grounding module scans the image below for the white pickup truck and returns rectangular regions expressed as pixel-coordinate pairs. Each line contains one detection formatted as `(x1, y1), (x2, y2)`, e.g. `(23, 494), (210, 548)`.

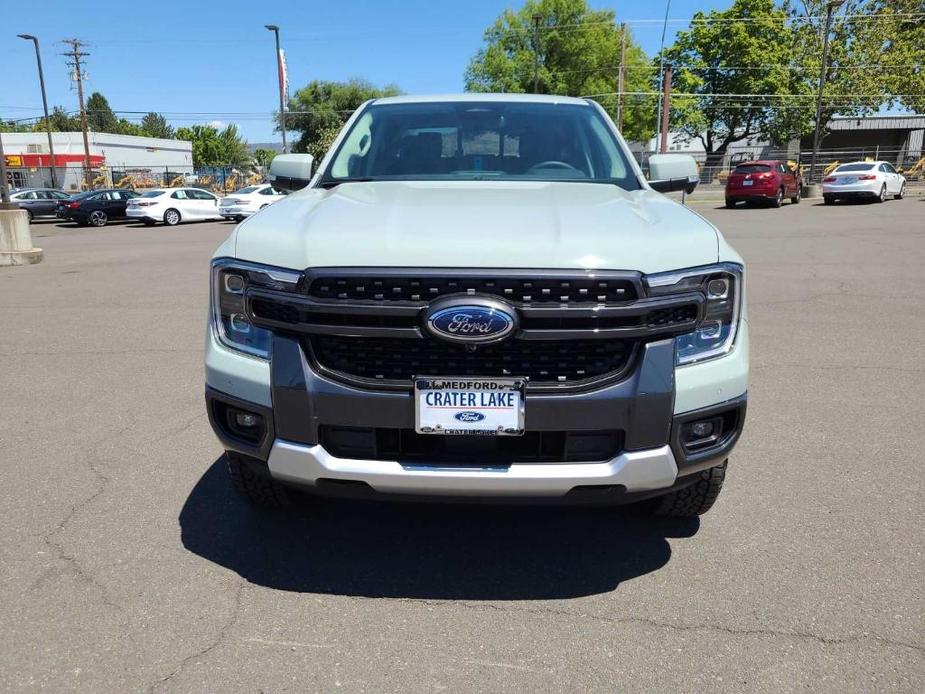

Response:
(205, 94), (748, 516)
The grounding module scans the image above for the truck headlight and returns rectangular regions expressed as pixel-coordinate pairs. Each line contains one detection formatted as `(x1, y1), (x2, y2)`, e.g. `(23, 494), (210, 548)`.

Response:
(645, 263), (743, 365)
(210, 259), (301, 359)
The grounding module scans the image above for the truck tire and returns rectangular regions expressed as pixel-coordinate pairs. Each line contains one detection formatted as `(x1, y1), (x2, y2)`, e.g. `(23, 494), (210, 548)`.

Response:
(226, 451), (290, 507)
(653, 461), (727, 516)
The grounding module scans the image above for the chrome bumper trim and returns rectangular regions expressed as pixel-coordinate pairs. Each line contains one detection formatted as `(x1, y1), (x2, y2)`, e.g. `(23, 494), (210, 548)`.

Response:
(267, 440), (678, 497)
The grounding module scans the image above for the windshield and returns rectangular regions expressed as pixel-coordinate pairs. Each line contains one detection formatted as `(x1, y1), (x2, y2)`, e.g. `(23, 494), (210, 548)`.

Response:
(140, 190), (165, 198)
(321, 101), (639, 190)
(232, 186), (261, 194)
(836, 163), (875, 172)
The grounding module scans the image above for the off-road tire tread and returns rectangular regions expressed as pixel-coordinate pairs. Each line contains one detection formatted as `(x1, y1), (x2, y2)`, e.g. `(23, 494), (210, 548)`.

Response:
(226, 451), (290, 507)
(655, 461), (727, 516)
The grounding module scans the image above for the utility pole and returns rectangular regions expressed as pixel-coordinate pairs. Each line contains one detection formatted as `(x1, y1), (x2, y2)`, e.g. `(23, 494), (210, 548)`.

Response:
(809, 0), (845, 183)
(18, 35), (57, 188)
(265, 25), (288, 154)
(61, 39), (93, 188)
(532, 14), (541, 94)
(616, 23), (627, 132)
(654, 0), (673, 151)
(659, 65), (672, 153)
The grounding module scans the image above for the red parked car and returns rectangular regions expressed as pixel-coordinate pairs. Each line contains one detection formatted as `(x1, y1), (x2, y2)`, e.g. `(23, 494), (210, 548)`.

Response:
(725, 160), (802, 208)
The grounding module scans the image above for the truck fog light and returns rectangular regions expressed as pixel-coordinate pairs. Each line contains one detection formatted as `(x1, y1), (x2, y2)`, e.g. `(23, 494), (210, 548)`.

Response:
(690, 421), (714, 438)
(707, 278), (729, 298)
(235, 412), (260, 428)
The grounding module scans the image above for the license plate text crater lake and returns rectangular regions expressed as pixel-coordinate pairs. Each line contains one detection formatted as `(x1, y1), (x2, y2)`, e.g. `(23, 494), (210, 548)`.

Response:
(423, 391), (518, 408)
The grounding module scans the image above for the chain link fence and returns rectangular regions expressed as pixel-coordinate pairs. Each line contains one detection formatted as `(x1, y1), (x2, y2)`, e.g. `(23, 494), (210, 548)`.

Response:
(635, 145), (925, 195)
(6, 164), (269, 195)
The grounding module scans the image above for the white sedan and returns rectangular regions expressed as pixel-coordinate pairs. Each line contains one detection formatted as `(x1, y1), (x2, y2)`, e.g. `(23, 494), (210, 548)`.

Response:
(822, 161), (906, 204)
(126, 187), (223, 226)
(218, 184), (287, 221)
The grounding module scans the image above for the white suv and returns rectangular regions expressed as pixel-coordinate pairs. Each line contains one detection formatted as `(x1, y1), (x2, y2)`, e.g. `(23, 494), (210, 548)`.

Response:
(126, 187), (222, 226)
(218, 184), (287, 221)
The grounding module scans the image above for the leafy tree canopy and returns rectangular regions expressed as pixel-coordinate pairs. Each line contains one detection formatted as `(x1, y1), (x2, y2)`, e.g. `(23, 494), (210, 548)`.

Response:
(464, 0), (655, 142)
(253, 148), (277, 170)
(140, 112), (175, 139)
(786, 0), (925, 119)
(285, 78), (402, 155)
(176, 124), (251, 169)
(86, 92), (119, 133)
(660, 0), (800, 164)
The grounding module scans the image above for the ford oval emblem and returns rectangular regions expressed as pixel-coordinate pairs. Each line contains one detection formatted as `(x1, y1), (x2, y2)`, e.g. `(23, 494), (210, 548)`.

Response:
(454, 411), (486, 422)
(424, 297), (518, 344)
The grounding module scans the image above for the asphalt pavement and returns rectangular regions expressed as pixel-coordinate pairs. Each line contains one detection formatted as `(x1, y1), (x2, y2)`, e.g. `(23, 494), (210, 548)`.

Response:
(1, 198), (923, 692)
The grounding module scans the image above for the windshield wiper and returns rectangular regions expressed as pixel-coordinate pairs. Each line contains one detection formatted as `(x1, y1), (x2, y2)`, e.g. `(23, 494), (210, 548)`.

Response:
(318, 177), (376, 189)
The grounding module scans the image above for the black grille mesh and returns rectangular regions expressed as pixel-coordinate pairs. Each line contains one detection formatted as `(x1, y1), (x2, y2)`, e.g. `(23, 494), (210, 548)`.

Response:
(307, 275), (637, 304)
(309, 335), (632, 384)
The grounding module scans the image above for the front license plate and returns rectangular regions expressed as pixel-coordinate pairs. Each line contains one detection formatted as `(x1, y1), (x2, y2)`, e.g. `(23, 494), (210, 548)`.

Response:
(414, 377), (526, 436)
(742, 179), (754, 186)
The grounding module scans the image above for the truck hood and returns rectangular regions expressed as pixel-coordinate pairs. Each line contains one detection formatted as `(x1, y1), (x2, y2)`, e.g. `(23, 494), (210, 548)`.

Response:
(233, 180), (720, 274)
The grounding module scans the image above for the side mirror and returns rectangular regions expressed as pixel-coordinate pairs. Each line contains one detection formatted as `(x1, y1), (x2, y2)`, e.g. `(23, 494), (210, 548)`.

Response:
(269, 153), (314, 192)
(648, 154), (700, 194)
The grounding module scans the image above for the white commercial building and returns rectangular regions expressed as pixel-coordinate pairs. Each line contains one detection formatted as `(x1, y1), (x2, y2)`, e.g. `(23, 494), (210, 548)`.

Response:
(2, 131), (193, 192)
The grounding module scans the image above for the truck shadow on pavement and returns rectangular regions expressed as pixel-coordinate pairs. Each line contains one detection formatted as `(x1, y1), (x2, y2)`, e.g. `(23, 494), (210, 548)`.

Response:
(179, 457), (699, 600)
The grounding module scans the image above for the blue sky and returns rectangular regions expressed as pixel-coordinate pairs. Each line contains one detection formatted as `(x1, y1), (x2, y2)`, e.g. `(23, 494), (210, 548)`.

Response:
(3, 0), (728, 143)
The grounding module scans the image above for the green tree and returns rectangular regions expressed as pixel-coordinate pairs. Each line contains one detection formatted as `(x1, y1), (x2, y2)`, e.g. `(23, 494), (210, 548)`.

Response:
(660, 0), (801, 168)
(140, 112), (175, 139)
(0, 119), (31, 133)
(786, 0), (925, 124)
(176, 124), (250, 169)
(86, 92), (119, 133)
(464, 0), (655, 142)
(286, 78), (402, 154)
(32, 106), (81, 132)
(253, 147), (277, 170)
(117, 118), (143, 136)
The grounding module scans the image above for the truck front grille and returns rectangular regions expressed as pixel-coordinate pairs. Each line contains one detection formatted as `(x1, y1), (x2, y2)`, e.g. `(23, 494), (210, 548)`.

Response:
(307, 273), (638, 305)
(307, 334), (634, 388)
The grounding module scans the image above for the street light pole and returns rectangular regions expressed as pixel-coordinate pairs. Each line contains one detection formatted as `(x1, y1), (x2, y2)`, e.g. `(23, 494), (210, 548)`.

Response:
(265, 25), (288, 154)
(808, 0), (845, 183)
(18, 34), (57, 188)
(532, 14), (541, 94)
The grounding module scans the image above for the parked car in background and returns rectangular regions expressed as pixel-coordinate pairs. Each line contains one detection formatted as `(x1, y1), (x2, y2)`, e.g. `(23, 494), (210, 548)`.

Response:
(823, 161), (906, 204)
(55, 189), (139, 227)
(218, 184), (287, 221)
(10, 188), (72, 222)
(125, 187), (222, 226)
(725, 160), (801, 208)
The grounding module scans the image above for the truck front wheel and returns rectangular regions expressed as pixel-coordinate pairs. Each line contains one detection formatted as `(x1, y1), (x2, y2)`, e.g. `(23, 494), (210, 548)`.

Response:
(651, 461), (727, 516)
(225, 451), (290, 507)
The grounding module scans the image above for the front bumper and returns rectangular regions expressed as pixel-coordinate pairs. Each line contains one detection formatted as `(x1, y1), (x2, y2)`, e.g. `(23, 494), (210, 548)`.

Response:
(205, 321), (748, 500)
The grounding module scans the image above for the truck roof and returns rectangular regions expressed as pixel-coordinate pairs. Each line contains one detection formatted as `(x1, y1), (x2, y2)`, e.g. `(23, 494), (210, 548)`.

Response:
(371, 93), (592, 106)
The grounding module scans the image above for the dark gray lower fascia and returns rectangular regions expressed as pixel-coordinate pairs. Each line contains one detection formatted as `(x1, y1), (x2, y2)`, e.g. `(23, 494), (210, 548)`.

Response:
(269, 333), (676, 452)
(209, 337), (746, 480)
